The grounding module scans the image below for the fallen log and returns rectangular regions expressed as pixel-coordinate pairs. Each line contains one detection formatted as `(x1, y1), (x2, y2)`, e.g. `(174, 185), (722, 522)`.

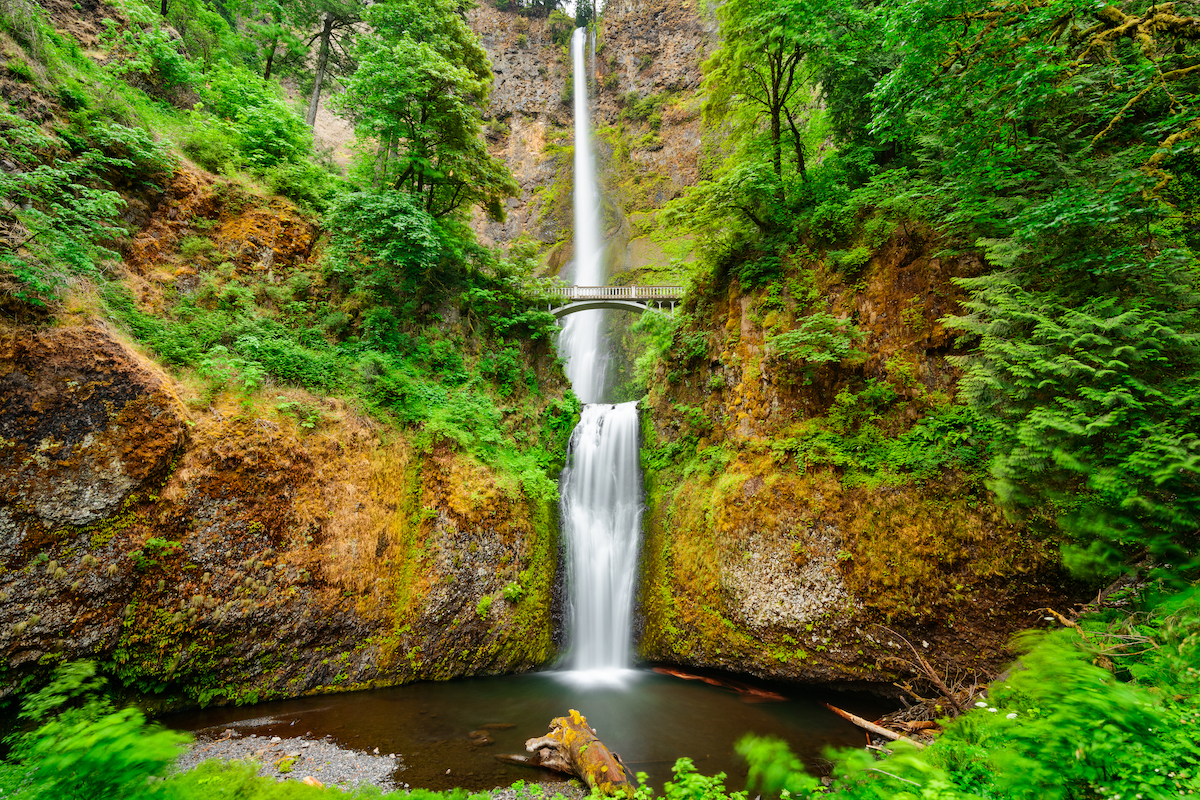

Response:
(517, 709), (633, 795)
(651, 667), (787, 702)
(822, 703), (926, 749)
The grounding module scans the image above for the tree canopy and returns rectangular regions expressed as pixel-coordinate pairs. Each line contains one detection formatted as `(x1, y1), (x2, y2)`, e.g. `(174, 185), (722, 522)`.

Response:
(687, 0), (1200, 581)
(335, 0), (518, 220)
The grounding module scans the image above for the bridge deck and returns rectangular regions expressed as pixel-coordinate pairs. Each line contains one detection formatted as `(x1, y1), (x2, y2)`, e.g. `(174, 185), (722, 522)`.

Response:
(549, 285), (683, 303)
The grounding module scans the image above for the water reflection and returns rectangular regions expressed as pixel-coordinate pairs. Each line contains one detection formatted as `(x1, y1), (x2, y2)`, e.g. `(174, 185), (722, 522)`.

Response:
(167, 670), (879, 792)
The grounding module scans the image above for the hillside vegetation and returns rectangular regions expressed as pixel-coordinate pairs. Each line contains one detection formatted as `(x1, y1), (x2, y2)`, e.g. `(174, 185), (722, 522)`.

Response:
(627, 0), (1200, 795)
(0, 0), (579, 726)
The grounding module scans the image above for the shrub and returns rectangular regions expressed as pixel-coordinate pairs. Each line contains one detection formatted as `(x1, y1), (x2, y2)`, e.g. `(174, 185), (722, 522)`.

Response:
(262, 159), (340, 213)
(199, 61), (311, 170)
(768, 312), (865, 373)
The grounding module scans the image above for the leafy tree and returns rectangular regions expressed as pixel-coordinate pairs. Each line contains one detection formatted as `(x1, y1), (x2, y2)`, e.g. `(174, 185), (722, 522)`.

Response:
(864, 0), (1200, 578)
(495, 0), (564, 18)
(229, 0), (315, 80)
(336, 0), (518, 219)
(703, 0), (815, 183)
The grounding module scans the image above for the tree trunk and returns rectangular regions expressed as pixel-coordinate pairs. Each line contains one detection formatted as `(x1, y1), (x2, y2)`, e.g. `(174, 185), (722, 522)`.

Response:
(306, 13), (334, 127)
(160, 0), (168, 16)
(520, 710), (633, 795)
(770, 108), (782, 178)
(263, 37), (277, 81)
(786, 107), (808, 182)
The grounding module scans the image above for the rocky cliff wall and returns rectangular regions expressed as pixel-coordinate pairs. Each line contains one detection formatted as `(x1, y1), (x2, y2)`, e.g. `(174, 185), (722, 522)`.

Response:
(0, 158), (568, 707)
(467, 0), (716, 270)
(636, 229), (1082, 688)
(0, 321), (562, 707)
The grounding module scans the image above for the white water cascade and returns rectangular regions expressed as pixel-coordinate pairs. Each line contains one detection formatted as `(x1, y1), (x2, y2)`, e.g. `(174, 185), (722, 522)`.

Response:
(560, 403), (643, 676)
(557, 26), (643, 684)
(559, 27), (606, 404)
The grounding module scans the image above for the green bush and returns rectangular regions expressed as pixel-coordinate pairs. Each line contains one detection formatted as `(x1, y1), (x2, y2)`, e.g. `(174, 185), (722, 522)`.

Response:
(199, 61), (311, 170)
(262, 159), (340, 212)
(102, 21), (197, 92)
(828, 245), (870, 277)
(0, 111), (128, 305)
(180, 117), (238, 174)
(726, 592), (1200, 800)
(0, 661), (188, 800)
(768, 312), (865, 372)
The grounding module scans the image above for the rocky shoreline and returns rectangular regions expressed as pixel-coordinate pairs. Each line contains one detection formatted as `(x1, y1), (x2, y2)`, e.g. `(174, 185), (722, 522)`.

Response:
(174, 724), (589, 799)
(175, 727), (403, 792)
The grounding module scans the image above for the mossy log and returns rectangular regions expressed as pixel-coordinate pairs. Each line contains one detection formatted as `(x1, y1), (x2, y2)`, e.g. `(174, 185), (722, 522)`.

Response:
(521, 709), (633, 795)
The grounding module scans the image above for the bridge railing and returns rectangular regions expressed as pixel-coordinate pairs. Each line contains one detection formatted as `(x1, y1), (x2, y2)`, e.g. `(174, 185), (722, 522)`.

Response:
(549, 285), (684, 302)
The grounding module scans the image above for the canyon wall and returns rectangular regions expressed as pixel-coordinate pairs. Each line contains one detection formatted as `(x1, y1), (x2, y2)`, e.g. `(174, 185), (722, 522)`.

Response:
(636, 229), (1080, 686)
(0, 170), (566, 708)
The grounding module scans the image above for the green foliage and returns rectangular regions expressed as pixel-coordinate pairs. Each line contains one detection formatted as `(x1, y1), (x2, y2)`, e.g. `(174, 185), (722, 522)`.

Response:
(502, 581), (525, 602)
(2, 661), (586, 798)
(128, 538), (183, 572)
(949, 263), (1200, 580)
(102, 19), (197, 91)
(628, 311), (679, 391)
(336, 0), (518, 220)
(546, 10), (573, 46)
(0, 661), (188, 799)
(827, 246), (869, 277)
(0, 111), (167, 305)
(475, 595), (493, 619)
(670, 0), (1200, 582)
(198, 61), (312, 170)
(768, 312), (865, 377)
(627, 592), (1200, 800)
(325, 189), (442, 306)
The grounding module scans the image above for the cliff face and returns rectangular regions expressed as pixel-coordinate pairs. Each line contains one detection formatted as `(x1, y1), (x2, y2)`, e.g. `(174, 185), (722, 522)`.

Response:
(0, 155), (567, 706)
(636, 230), (1080, 686)
(0, 320), (561, 707)
(467, 0), (715, 269)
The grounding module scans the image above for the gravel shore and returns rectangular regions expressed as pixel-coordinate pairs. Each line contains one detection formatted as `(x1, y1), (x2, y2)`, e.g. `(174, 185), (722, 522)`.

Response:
(175, 723), (590, 800)
(175, 726), (403, 791)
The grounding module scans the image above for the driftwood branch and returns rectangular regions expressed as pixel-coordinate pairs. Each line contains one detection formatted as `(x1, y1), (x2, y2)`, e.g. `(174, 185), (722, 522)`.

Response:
(505, 710), (633, 795)
(822, 703), (926, 750)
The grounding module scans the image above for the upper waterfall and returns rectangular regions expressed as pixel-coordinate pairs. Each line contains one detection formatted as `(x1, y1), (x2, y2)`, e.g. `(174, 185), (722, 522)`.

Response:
(558, 27), (607, 404)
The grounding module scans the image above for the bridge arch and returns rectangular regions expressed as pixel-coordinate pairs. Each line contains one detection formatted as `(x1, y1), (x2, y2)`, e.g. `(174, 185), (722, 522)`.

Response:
(551, 299), (675, 318)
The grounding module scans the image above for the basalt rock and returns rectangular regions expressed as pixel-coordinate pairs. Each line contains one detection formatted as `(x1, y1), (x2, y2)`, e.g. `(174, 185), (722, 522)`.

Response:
(637, 230), (1085, 689)
(0, 325), (186, 547)
(0, 323), (562, 708)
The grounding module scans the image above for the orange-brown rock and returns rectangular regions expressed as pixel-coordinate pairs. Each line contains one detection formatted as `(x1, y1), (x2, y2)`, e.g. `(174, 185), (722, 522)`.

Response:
(0, 325), (185, 541)
(0, 323), (561, 708)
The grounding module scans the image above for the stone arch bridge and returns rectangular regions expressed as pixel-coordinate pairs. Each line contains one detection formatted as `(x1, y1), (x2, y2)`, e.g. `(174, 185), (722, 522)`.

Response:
(547, 286), (684, 318)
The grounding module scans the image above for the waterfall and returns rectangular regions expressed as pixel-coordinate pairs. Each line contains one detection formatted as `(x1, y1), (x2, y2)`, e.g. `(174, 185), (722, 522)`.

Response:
(559, 27), (606, 405)
(557, 27), (642, 683)
(560, 403), (642, 673)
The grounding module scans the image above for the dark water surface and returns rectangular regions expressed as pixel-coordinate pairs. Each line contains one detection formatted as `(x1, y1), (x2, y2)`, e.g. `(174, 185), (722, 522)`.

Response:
(166, 670), (879, 792)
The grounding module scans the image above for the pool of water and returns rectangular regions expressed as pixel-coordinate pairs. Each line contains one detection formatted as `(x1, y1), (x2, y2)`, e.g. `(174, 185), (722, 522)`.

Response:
(166, 669), (882, 792)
